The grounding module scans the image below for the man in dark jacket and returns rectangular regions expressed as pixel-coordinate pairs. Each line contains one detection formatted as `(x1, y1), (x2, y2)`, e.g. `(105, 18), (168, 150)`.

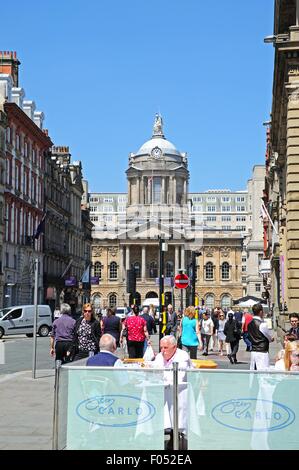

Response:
(288, 313), (299, 339)
(141, 306), (157, 335)
(224, 312), (242, 364)
(248, 303), (274, 370)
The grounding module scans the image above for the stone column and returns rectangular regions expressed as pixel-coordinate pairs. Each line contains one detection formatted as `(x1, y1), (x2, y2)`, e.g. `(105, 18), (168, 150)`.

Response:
(119, 246), (124, 280)
(141, 245), (146, 280)
(173, 177), (177, 204)
(140, 177), (145, 205)
(136, 177), (140, 204)
(175, 245), (179, 274)
(161, 177), (165, 204)
(169, 176), (173, 204)
(126, 246), (130, 271)
(183, 180), (187, 204)
(180, 246), (185, 270)
(147, 178), (151, 205)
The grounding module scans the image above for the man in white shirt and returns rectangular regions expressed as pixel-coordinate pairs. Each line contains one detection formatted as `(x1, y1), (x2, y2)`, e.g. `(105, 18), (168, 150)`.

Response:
(248, 303), (274, 370)
(154, 335), (193, 384)
(200, 311), (214, 356)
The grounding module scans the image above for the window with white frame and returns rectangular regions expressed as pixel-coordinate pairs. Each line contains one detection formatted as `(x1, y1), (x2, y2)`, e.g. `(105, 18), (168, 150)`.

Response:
(206, 216), (217, 221)
(221, 262), (230, 280)
(103, 206), (113, 212)
(236, 216), (246, 222)
(221, 294), (231, 309)
(207, 206), (216, 212)
(221, 197), (231, 202)
(166, 261), (174, 277)
(221, 206), (231, 212)
(242, 265), (246, 272)
(133, 261), (141, 278)
(255, 283), (261, 292)
(207, 196), (216, 202)
(108, 293), (117, 307)
(222, 226), (231, 230)
(90, 206), (97, 212)
(236, 196), (245, 202)
(94, 262), (102, 278)
(193, 205), (203, 212)
(222, 216), (231, 222)
(149, 261), (158, 278)
(242, 256), (247, 263)
(103, 197), (113, 203)
(236, 206), (246, 212)
(205, 294), (215, 309)
(205, 262), (214, 280)
(109, 261), (118, 279)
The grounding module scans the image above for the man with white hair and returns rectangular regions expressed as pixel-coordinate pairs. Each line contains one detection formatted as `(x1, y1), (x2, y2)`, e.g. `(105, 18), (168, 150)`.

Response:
(87, 334), (123, 367)
(153, 335), (193, 383)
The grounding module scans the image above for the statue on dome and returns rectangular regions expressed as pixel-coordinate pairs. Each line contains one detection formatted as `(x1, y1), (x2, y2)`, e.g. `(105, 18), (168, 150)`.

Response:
(153, 113), (164, 136)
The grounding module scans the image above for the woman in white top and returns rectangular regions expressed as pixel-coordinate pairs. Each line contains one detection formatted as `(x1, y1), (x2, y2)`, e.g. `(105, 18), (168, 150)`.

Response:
(217, 311), (227, 356)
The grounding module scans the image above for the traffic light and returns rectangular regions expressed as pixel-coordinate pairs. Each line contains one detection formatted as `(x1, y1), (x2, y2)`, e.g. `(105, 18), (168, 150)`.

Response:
(126, 268), (136, 294)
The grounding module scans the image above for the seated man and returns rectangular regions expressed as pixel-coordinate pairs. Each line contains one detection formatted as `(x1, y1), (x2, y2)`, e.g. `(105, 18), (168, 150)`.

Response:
(153, 335), (193, 382)
(87, 334), (123, 367)
(153, 335), (193, 449)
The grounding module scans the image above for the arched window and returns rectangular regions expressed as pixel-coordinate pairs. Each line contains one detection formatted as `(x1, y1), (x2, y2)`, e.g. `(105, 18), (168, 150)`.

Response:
(205, 294), (215, 310)
(109, 261), (118, 279)
(221, 294), (231, 310)
(108, 293), (117, 307)
(146, 291), (158, 299)
(205, 262), (214, 280)
(92, 293), (102, 307)
(94, 262), (102, 279)
(221, 262), (230, 280)
(166, 261), (174, 277)
(149, 261), (158, 278)
(133, 261), (141, 278)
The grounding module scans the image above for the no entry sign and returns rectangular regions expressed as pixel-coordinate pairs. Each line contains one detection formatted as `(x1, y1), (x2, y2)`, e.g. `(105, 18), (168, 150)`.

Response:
(174, 273), (189, 289)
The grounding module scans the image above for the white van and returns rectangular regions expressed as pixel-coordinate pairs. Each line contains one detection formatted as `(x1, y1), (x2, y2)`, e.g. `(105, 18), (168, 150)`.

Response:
(0, 305), (52, 338)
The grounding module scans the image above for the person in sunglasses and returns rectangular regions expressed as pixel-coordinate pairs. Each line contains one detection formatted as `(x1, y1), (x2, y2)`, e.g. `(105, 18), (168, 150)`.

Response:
(73, 303), (102, 361)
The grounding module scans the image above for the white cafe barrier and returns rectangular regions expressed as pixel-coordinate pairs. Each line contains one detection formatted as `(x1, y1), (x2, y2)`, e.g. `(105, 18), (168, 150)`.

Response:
(187, 370), (299, 450)
(58, 366), (165, 450)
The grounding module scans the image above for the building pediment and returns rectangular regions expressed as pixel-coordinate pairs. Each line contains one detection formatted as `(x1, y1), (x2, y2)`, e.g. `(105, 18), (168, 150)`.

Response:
(119, 220), (183, 241)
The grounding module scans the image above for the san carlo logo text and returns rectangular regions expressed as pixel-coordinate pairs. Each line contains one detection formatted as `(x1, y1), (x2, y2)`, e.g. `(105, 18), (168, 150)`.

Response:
(76, 395), (156, 427)
(211, 398), (295, 432)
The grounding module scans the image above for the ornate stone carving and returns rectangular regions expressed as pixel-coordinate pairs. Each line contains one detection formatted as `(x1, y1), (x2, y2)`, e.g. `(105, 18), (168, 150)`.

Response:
(220, 247), (231, 258)
(205, 246), (215, 257)
(108, 246), (118, 257)
(93, 246), (103, 257)
(288, 87), (299, 102)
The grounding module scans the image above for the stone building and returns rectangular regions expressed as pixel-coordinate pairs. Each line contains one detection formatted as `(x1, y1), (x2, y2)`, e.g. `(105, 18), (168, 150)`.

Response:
(45, 147), (93, 314)
(0, 96), (7, 307)
(0, 52), (52, 306)
(90, 115), (244, 310)
(264, 0), (299, 337)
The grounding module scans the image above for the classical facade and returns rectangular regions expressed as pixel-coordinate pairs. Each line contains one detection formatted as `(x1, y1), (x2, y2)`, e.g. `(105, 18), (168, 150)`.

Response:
(0, 52), (52, 306)
(44, 146), (93, 314)
(90, 115), (244, 310)
(264, 0), (299, 337)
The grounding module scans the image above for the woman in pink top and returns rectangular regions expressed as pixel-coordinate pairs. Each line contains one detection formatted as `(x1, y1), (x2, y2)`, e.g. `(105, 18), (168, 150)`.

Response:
(122, 305), (150, 358)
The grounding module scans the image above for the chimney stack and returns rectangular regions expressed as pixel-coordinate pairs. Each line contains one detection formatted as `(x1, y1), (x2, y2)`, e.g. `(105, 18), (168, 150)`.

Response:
(0, 51), (20, 87)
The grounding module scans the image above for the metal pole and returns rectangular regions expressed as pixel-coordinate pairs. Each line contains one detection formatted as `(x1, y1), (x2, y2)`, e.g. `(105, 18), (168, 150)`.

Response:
(32, 258), (38, 379)
(172, 362), (179, 450)
(191, 252), (196, 306)
(52, 360), (62, 450)
(180, 289), (183, 314)
(159, 236), (165, 348)
(297, 0), (299, 26)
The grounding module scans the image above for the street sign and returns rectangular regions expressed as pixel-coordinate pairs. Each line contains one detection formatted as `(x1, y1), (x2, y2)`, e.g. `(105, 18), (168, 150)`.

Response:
(174, 273), (189, 289)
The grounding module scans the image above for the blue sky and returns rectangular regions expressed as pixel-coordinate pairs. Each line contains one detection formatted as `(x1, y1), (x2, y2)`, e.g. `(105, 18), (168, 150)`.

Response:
(3, 0), (274, 193)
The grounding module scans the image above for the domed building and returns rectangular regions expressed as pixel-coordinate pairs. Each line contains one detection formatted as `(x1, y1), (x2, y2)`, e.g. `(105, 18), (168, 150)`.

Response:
(90, 115), (245, 310)
(126, 114), (189, 223)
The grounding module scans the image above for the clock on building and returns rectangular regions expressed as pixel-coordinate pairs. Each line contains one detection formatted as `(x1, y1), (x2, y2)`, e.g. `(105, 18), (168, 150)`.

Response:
(151, 146), (162, 158)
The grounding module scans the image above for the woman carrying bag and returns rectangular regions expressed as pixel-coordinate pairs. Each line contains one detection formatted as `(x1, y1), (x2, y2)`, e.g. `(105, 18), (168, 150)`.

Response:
(224, 312), (242, 364)
(180, 306), (200, 359)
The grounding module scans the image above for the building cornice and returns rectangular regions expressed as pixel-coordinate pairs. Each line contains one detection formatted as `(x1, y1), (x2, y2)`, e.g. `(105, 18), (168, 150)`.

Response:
(4, 102), (53, 147)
